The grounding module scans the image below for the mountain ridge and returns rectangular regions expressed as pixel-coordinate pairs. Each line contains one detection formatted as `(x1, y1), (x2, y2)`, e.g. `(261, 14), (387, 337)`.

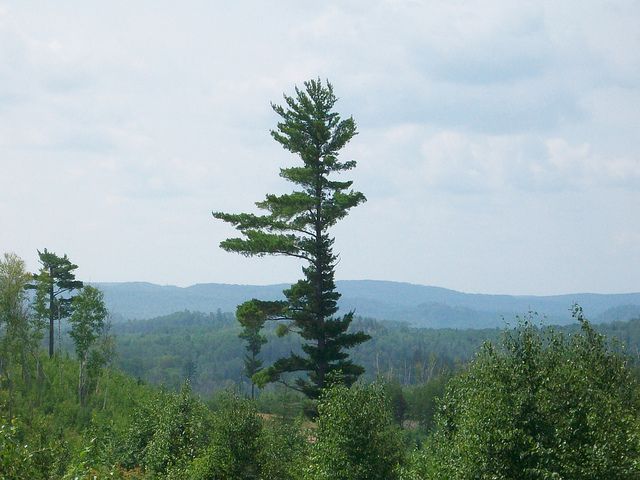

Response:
(94, 279), (640, 329)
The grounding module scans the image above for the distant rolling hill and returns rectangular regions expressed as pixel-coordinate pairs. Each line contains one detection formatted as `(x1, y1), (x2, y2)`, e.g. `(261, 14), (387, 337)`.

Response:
(94, 280), (640, 329)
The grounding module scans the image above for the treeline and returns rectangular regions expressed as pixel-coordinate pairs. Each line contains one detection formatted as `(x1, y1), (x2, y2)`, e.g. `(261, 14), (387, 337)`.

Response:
(106, 309), (640, 395)
(108, 311), (496, 393)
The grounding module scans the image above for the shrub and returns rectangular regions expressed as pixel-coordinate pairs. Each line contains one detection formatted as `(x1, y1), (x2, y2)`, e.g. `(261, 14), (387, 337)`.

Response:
(415, 308), (640, 479)
(187, 393), (262, 480)
(305, 381), (404, 480)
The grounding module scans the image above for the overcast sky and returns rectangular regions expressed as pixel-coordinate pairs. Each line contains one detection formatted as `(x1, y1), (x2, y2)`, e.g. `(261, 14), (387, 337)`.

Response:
(1, 1), (639, 295)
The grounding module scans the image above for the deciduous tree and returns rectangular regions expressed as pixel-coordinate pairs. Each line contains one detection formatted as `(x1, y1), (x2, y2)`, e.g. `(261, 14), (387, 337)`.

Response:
(0, 253), (40, 418)
(416, 307), (640, 479)
(68, 285), (109, 404)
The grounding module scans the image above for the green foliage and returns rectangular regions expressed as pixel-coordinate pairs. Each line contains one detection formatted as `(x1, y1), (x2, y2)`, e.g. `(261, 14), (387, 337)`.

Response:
(255, 385), (306, 419)
(69, 285), (110, 404)
(415, 308), (640, 479)
(109, 311), (484, 397)
(305, 381), (404, 480)
(122, 382), (211, 476)
(113, 310), (248, 393)
(385, 380), (409, 425)
(403, 373), (451, 433)
(0, 253), (35, 335)
(186, 393), (262, 479)
(69, 286), (108, 361)
(29, 249), (83, 357)
(214, 79), (369, 398)
(0, 349), (156, 478)
(237, 300), (278, 398)
(64, 416), (123, 478)
(0, 253), (43, 419)
(5, 246), (640, 480)
(0, 415), (75, 479)
(0, 419), (48, 480)
(258, 418), (308, 480)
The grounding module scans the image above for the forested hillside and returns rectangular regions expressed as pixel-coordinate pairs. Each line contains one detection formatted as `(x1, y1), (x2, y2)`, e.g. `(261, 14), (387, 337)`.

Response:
(96, 280), (640, 328)
(4, 251), (640, 478)
(4, 305), (640, 478)
(102, 309), (640, 396)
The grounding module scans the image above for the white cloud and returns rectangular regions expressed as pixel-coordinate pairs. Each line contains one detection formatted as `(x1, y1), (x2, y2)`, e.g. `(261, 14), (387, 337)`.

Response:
(355, 127), (640, 195)
(1, 0), (639, 294)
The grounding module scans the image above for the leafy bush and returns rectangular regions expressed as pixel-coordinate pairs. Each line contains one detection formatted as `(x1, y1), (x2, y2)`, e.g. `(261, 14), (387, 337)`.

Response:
(305, 381), (404, 480)
(259, 417), (308, 480)
(0, 420), (45, 480)
(187, 393), (263, 479)
(0, 417), (70, 480)
(122, 382), (211, 476)
(414, 308), (640, 479)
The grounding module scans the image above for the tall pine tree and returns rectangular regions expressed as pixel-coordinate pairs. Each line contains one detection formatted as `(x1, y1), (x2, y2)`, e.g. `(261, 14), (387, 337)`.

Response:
(213, 79), (369, 399)
(28, 249), (83, 358)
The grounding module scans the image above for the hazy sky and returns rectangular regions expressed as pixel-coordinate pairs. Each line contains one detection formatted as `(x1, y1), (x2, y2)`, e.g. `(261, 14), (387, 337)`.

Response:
(1, 1), (639, 295)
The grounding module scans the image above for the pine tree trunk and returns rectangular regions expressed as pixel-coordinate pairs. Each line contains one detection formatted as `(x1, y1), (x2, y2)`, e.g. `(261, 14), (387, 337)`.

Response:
(78, 359), (83, 405)
(48, 268), (54, 358)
